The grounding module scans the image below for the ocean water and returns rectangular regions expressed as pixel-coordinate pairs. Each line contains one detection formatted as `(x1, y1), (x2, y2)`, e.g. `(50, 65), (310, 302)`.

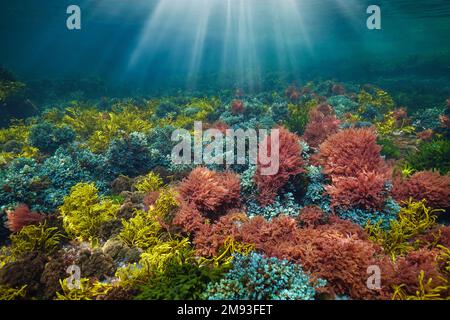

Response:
(0, 1), (450, 301)
(1, 0), (450, 91)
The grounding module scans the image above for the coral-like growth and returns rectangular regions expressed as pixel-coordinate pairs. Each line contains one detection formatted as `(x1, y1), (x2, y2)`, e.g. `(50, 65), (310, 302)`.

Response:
(28, 122), (75, 154)
(280, 228), (382, 299)
(240, 215), (299, 250)
(336, 198), (400, 230)
(106, 132), (153, 178)
(204, 252), (325, 300)
(254, 127), (305, 206)
(393, 171), (450, 209)
(1, 79), (450, 301)
(406, 139), (450, 175)
(6, 204), (44, 233)
(303, 104), (341, 148)
(176, 167), (241, 217)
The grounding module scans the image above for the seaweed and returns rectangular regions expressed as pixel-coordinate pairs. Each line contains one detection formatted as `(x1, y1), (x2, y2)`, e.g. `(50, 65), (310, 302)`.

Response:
(366, 200), (441, 259)
(59, 183), (119, 244)
(406, 139), (450, 174)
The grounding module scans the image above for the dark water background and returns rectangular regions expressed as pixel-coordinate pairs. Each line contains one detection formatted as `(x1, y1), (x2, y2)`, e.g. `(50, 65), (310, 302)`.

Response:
(1, 0), (449, 94)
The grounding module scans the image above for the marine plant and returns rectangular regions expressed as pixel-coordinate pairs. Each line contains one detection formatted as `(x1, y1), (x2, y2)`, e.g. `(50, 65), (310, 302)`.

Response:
(326, 171), (390, 210)
(375, 111), (415, 137)
(0, 158), (41, 211)
(60, 105), (153, 153)
(358, 88), (395, 116)
(392, 270), (449, 300)
(146, 125), (178, 168)
(303, 165), (331, 212)
(412, 107), (445, 131)
(88, 107), (153, 152)
(204, 252), (326, 300)
(239, 215), (383, 299)
(192, 213), (249, 257)
(9, 223), (63, 256)
(303, 104), (341, 148)
(38, 146), (110, 210)
(285, 98), (318, 135)
(316, 127), (393, 224)
(393, 171), (450, 209)
(377, 137), (401, 159)
(327, 95), (359, 118)
(197, 237), (254, 268)
(134, 172), (163, 193)
(176, 167), (241, 217)
(0, 122), (38, 166)
(135, 263), (227, 300)
(384, 248), (446, 299)
(298, 206), (325, 228)
(59, 183), (119, 244)
(116, 238), (195, 288)
(336, 198), (400, 230)
(119, 209), (162, 250)
(254, 127), (305, 206)
(246, 192), (301, 220)
(0, 79), (26, 103)
(0, 285), (27, 300)
(406, 139), (450, 174)
(316, 127), (389, 178)
(6, 204), (44, 233)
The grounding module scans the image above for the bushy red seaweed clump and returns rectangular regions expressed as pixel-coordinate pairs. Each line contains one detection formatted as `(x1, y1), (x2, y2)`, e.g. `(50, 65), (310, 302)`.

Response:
(303, 104), (341, 149)
(393, 171), (450, 209)
(326, 171), (389, 210)
(254, 127), (305, 206)
(315, 128), (392, 210)
(380, 248), (445, 297)
(316, 127), (389, 177)
(298, 206), (325, 228)
(173, 167), (241, 237)
(6, 204), (44, 233)
(176, 167), (241, 215)
(238, 214), (385, 299)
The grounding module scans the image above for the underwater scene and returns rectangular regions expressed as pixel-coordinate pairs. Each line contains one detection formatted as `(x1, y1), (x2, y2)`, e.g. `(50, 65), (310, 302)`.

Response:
(0, 0), (449, 302)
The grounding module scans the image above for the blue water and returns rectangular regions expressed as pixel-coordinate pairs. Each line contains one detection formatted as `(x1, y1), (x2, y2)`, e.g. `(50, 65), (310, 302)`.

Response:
(1, 0), (449, 91)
